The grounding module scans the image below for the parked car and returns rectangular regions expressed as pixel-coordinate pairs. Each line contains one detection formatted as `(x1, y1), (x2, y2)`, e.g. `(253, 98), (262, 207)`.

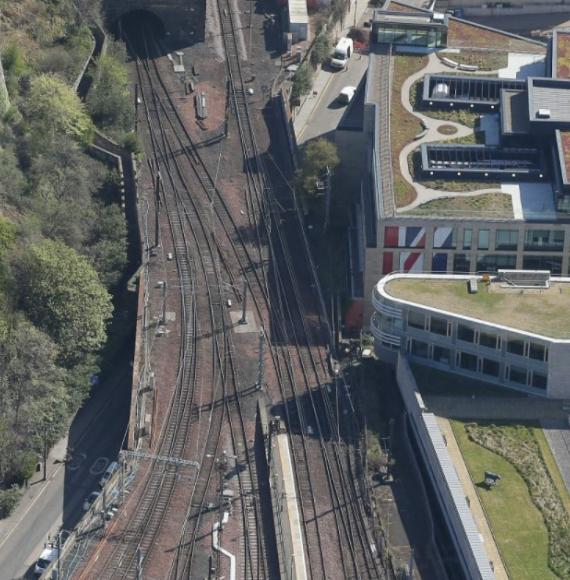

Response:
(330, 37), (353, 70)
(99, 461), (119, 488)
(83, 491), (101, 511)
(34, 544), (58, 576)
(338, 86), (356, 105)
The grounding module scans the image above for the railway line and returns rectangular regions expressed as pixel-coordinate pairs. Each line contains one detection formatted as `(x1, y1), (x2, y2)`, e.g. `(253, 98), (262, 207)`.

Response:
(80, 0), (387, 574)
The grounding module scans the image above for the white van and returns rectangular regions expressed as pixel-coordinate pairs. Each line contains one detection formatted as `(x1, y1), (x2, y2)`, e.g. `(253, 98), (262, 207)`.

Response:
(330, 37), (353, 70)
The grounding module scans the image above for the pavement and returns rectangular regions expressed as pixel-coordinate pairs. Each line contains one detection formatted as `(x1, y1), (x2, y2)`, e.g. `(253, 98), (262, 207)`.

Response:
(0, 359), (131, 580)
(292, 3), (372, 145)
(436, 417), (508, 580)
(541, 419), (570, 492)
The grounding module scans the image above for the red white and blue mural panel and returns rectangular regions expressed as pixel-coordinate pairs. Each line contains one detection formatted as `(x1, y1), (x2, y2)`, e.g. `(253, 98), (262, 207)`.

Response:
(384, 226), (426, 248)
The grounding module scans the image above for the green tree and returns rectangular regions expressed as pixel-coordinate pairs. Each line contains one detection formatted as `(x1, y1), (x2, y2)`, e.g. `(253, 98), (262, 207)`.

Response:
(0, 217), (16, 256)
(18, 240), (113, 362)
(311, 33), (331, 67)
(23, 74), (94, 146)
(0, 147), (26, 207)
(300, 139), (339, 194)
(87, 44), (134, 134)
(291, 63), (313, 102)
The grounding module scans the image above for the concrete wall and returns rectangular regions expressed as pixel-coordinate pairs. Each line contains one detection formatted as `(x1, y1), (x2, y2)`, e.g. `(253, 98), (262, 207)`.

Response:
(103, 0), (204, 42)
(396, 355), (495, 580)
(546, 342), (570, 399)
(0, 57), (9, 115)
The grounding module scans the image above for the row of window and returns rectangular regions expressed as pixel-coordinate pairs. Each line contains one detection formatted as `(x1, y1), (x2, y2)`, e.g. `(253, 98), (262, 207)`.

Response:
(407, 310), (549, 361)
(376, 26), (447, 48)
(407, 339), (548, 390)
(385, 228), (565, 252)
(453, 254), (564, 275)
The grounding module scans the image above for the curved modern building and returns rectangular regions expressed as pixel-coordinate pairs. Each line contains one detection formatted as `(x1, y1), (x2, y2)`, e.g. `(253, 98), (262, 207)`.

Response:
(372, 271), (570, 398)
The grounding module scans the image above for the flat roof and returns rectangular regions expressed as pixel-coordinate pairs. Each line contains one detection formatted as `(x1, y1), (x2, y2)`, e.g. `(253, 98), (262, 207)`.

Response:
(288, 0), (308, 24)
(553, 28), (570, 79)
(500, 89), (529, 135)
(528, 77), (570, 124)
(382, 273), (570, 339)
(373, 10), (446, 26)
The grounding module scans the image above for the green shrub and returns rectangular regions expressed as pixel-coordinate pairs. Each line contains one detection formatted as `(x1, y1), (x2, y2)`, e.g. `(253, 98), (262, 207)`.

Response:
(0, 486), (22, 519)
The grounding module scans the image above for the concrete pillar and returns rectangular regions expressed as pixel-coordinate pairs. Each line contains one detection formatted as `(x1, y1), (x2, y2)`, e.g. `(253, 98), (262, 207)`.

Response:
(0, 56), (10, 116)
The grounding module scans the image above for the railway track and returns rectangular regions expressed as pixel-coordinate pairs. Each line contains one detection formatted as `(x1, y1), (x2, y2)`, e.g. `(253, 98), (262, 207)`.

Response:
(86, 0), (387, 573)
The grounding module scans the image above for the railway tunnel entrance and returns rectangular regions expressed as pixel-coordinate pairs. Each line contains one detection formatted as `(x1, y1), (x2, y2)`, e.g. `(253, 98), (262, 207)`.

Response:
(104, 0), (205, 47)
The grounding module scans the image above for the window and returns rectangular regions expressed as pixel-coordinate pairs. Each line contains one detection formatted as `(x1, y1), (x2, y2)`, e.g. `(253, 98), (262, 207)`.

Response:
(457, 324), (475, 343)
(508, 366), (527, 385)
(482, 358), (500, 377)
(479, 331), (499, 349)
(507, 338), (525, 356)
(524, 230), (564, 251)
(407, 310), (425, 330)
(459, 352), (478, 372)
(529, 342), (547, 361)
(410, 339), (429, 358)
(463, 228), (472, 250)
(432, 345), (451, 364)
(495, 229), (518, 251)
(476, 254), (517, 272)
(478, 229), (490, 250)
(531, 372), (547, 390)
(522, 256), (562, 275)
(430, 316), (449, 336)
(453, 254), (471, 273)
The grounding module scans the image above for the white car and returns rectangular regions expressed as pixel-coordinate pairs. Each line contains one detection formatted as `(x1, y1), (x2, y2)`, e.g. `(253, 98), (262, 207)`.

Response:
(99, 461), (119, 488)
(34, 545), (58, 576)
(83, 490), (101, 511)
(338, 86), (356, 105)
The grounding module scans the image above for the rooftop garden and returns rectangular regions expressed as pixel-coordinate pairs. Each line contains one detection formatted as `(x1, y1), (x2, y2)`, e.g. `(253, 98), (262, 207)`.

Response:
(448, 20), (546, 54)
(404, 191), (513, 218)
(560, 131), (570, 179)
(439, 49), (509, 71)
(451, 421), (570, 580)
(385, 278), (570, 338)
(556, 31), (570, 79)
(391, 54), (428, 208)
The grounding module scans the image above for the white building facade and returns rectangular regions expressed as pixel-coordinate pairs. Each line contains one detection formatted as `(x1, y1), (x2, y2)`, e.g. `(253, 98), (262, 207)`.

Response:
(371, 273), (570, 398)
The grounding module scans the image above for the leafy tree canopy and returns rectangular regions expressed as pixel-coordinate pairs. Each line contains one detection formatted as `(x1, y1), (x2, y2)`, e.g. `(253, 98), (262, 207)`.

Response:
(23, 74), (94, 145)
(18, 239), (113, 362)
(300, 138), (339, 195)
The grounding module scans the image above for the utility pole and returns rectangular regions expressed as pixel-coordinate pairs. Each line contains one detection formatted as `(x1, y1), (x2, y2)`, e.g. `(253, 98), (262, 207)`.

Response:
(256, 328), (265, 390)
(136, 548), (143, 580)
(239, 278), (248, 324)
(161, 281), (168, 324)
(155, 172), (162, 249)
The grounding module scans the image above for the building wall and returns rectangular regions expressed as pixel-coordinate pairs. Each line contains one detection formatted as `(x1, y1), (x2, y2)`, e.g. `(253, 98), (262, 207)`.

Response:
(362, 217), (570, 325)
(372, 276), (569, 397)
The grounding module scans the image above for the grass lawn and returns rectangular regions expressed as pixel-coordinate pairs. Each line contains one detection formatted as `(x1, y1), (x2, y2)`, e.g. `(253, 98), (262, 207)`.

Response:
(391, 55), (428, 208)
(451, 420), (558, 580)
(404, 191), (512, 218)
(385, 278), (570, 338)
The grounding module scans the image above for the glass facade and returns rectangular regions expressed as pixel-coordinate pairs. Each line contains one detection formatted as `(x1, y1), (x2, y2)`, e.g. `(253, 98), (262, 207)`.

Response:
(376, 25), (447, 48)
(524, 230), (564, 251)
(495, 229), (518, 251)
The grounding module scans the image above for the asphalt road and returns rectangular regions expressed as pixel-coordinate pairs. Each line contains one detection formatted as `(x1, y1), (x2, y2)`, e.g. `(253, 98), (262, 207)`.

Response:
(297, 54), (369, 146)
(0, 360), (131, 580)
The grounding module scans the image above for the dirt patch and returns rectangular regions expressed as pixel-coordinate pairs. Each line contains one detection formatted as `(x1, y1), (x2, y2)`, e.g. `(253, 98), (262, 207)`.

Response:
(437, 124), (458, 135)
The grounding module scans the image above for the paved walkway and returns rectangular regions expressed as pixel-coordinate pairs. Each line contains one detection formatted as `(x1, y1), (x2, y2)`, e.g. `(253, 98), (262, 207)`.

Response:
(542, 419), (570, 493)
(436, 417), (508, 580)
(425, 395), (570, 421)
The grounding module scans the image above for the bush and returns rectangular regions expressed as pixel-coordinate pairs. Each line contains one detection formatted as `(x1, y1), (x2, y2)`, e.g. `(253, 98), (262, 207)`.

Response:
(291, 63), (313, 102)
(311, 33), (331, 67)
(0, 486), (22, 519)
